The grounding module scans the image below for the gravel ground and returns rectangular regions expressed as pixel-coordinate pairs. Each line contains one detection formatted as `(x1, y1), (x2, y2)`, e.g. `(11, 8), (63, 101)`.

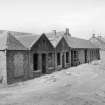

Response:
(0, 53), (105, 105)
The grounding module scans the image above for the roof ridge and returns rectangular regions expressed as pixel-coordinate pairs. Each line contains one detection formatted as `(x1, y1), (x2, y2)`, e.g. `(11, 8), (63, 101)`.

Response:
(28, 35), (41, 49)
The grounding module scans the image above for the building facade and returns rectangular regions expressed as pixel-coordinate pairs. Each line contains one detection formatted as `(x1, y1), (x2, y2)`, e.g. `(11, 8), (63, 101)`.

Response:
(89, 34), (105, 60)
(0, 30), (100, 85)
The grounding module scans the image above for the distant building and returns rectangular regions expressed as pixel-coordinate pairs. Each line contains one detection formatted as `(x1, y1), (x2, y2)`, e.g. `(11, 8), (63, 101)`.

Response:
(0, 29), (100, 85)
(46, 29), (100, 67)
(89, 34), (105, 59)
(89, 34), (105, 50)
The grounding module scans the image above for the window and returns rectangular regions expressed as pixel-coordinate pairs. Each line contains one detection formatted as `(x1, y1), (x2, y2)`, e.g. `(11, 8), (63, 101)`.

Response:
(57, 53), (61, 65)
(48, 53), (53, 67)
(66, 52), (69, 63)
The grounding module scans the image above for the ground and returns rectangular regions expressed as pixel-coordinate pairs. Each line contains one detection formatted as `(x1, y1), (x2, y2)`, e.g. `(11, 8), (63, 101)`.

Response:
(0, 52), (105, 105)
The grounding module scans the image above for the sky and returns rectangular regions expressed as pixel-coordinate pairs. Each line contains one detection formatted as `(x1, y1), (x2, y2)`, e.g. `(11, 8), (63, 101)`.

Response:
(0, 0), (104, 39)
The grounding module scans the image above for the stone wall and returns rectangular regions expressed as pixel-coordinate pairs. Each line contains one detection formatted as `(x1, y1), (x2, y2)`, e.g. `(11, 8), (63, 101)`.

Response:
(55, 38), (70, 70)
(7, 50), (32, 84)
(0, 51), (7, 85)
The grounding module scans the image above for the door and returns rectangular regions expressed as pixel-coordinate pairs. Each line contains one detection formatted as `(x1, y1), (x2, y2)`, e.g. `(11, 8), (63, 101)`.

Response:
(62, 54), (65, 68)
(85, 50), (88, 63)
(33, 53), (38, 71)
(71, 51), (74, 66)
(42, 53), (46, 73)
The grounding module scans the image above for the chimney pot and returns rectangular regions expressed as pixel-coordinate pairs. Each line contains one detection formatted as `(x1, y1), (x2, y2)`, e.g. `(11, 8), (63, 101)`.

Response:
(65, 28), (71, 36)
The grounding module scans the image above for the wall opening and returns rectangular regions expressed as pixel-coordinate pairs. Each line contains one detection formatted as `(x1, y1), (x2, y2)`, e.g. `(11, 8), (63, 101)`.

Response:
(66, 52), (69, 63)
(62, 54), (65, 68)
(33, 53), (38, 71)
(42, 53), (46, 73)
(85, 49), (88, 63)
(57, 53), (61, 66)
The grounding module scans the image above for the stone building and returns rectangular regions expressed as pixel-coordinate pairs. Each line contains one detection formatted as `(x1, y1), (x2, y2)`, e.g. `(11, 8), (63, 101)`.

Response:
(89, 34), (105, 59)
(46, 29), (100, 67)
(63, 30), (100, 66)
(0, 30), (100, 85)
(46, 31), (70, 71)
(0, 32), (30, 84)
(16, 33), (54, 77)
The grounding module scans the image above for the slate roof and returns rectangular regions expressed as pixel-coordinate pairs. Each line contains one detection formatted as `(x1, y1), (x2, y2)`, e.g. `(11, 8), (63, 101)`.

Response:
(0, 30), (41, 50)
(0, 31), (27, 50)
(46, 32), (65, 47)
(90, 36), (105, 50)
(16, 35), (41, 49)
(0, 30), (98, 50)
(46, 31), (98, 49)
(64, 35), (98, 49)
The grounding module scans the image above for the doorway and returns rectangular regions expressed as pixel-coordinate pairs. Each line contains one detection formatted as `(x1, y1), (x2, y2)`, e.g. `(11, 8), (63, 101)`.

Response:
(71, 51), (74, 66)
(33, 53), (38, 71)
(42, 53), (46, 73)
(62, 54), (65, 68)
(85, 50), (88, 63)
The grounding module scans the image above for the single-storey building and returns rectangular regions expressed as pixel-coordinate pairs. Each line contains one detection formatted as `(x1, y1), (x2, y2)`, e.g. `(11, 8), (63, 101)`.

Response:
(46, 31), (70, 71)
(0, 29), (100, 85)
(16, 33), (55, 77)
(89, 34), (105, 60)
(63, 29), (100, 66)
(0, 31), (30, 85)
(46, 29), (100, 67)
(0, 31), (55, 84)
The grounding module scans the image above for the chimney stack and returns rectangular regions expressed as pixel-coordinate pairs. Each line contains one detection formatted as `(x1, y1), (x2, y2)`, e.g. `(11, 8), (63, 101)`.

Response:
(65, 28), (71, 36)
(53, 30), (56, 35)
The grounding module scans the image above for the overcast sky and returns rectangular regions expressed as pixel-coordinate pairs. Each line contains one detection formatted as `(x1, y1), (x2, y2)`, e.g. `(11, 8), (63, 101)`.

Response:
(0, 0), (104, 39)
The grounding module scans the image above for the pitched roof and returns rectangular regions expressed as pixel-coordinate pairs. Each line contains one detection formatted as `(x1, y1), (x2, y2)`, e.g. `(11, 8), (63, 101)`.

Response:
(0, 30), (41, 49)
(16, 35), (41, 49)
(64, 35), (97, 49)
(46, 31), (98, 49)
(0, 31), (27, 50)
(46, 32), (65, 47)
(90, 36), (105, 50)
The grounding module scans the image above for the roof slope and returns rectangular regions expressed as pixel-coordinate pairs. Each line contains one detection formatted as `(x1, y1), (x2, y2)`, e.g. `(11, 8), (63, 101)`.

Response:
(16, 35), (41, 49)
(64, 35), (97, 49)
(46, 31), (97, 49)
(0, 31), (27, 50)
(0, 30), (41, 49)
(46, 32), (65, 47)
